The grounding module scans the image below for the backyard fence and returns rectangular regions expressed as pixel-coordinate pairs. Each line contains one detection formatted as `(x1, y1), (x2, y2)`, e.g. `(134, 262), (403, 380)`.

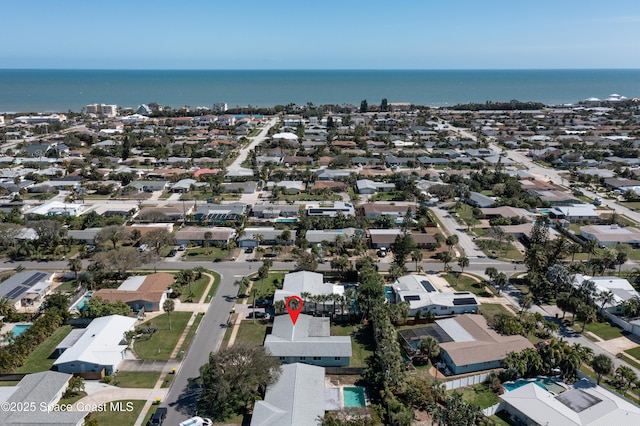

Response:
(482, 402), (505, 417)
(444, 372), (491, 390)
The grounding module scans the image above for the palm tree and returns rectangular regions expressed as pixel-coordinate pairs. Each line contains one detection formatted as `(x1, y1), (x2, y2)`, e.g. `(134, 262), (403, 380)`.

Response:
(418, 336), (440, 363)
(163, 299), (175, 330)
(457, 256), (469, 284)
(68, 258), (82, 280)
(439, 251), (453, 272)
(590, 354), (613, 385)
(597, 290), (615, 313)
(519, 293), (534, 319)
(411, 249), (423, 271)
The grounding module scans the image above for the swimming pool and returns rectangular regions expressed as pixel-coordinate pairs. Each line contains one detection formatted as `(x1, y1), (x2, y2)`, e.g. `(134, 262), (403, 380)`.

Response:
(11, 323), (32, 337)
(72, 291), (94, 311)
(275, 218), (297, 223)
(503, 377), (566, 394)
(343, 387), (366, 408)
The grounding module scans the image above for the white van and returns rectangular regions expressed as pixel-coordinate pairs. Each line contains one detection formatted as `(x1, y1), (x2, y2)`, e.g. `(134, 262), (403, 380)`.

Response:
(138, 244), (148, 252)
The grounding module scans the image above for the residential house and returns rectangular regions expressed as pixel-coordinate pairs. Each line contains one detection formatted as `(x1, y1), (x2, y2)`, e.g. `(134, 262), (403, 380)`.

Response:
(274, 271), (344, 314)
(0, 270), (52, 310)
(194, 202), (247, 222)
(306, 202), (355, 217)
(390, 275), (479, 317)
(356, 179), (396, 194)
(310, 180), (347, 194)
(548, 204), (599, 222)
(362, 203), (413, 220)
(270, 181), (306, 194)
(25, 201), (85, 217)
(467, 192), (496, 208)
(500, 379), (640, 426)
(315, 169), (355, 181)
(264, 314), (351, 367)
(250, 363), (326, 426)
(305, 228), (361, 246)
(128, 180), (170, 193)
(175, 226), (236, 245)
(572, 274), (640, 315)
(222, 181), (258, 194)
(580, 224), (640, 248)
(0, 371), (88, 425)
(436, 314), (534, 375)
(92, 273), (174, 312)
(236, 227), (292, 248)
(53, 315), (137, 375)
(252, 202), (299, 219)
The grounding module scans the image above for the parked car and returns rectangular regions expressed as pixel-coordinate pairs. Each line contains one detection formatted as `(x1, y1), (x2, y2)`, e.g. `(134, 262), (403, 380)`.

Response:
(138, 244), (148, 253)
(178, 244), (187, 251)
(149, 407), (167, 425)
(244, 247), (254, 254)
(254, 298), (272, 308)
(246, 311), (267, 319)
(377, 248), (387, 257)
(167, 249), (177, 257)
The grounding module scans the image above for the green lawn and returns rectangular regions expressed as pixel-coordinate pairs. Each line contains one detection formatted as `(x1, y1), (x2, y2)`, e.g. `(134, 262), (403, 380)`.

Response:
(249, 272), (286, 299)
(625, 346), (640, 360)
(57, 391), (87, 406)
(113, 371), (161, 388)
(490, 410), (513, 426)
(583, 321), (624, 340)
(183, 247), (236, 261)
(456, 382), (500, 409)
(452, 204), (476, 224)
(478, 304), (514, 324)
(330, 323), (375, 368)
(85, 400), (146, 426)
(475, 239), (524, 261)
(442, 274), (494, 297)
(14, 325), (73, 373)
(134, 312), (192, 360)
(160, 373), (174, 388)
(234, 321), (270, 346)
(619, 352), (640, 371)
(179, 275), (209, 302)
(205, 271), (221, 300)
(54, 280), (79, 292)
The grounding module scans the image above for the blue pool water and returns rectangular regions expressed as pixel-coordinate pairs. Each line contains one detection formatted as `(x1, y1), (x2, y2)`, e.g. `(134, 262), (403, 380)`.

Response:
(11, 324), (32, 337)
(343, 387), (366, 408)
(275, 218), (297, 223)
(504, 377), (565, 394)
(73, 291), (94, 311)
(385, 286), (395, 302)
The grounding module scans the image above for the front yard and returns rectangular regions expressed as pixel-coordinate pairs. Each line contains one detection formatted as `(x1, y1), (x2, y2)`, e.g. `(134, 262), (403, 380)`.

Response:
(583, 321), (625, 341)
(133, 312), (193, 360)
(442, 273), (494, 298)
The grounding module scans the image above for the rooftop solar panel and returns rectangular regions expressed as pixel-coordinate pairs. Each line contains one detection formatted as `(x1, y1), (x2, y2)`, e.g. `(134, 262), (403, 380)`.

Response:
(403, 295), (421, 302)
(420, 280), (436, 292)
(453, 297), (478, 306)
(6, 285), (29, 299)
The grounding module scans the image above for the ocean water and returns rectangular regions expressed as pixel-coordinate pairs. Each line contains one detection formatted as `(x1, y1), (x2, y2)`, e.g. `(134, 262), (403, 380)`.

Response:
(1, 69), (639, 113)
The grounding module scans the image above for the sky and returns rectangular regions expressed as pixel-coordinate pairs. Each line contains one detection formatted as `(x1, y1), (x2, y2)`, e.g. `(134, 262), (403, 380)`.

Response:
(2, 0), (640, 69)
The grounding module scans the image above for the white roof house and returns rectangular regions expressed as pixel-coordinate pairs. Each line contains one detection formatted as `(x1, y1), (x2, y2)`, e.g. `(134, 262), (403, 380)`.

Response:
(392, 274), (479, 316)
(264, 314), (351, 367)
(580, 224), (640, 248)
(274, 271), (344, 308)
(0, 371), (88, 425)
(549, 204), (598, 222)
(250, 363), (325, 426)
(25, 201), (85, 217)
(501, 379), (640, 426)
(53, 315), (136, 374)
(573, 274), (640, 312)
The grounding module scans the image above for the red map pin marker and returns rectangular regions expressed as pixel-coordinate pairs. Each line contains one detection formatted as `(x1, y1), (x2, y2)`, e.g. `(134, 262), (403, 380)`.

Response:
(285, 295), (303, 325)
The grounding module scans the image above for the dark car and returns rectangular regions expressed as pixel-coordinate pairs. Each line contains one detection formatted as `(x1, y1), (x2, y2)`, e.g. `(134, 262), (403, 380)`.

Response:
(167, 249), (177, 257)
(148, 407), (167, 425)
(245, 247), (254, 254)
(254, 298), (272, 308)
(246, 311), (267, 319)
